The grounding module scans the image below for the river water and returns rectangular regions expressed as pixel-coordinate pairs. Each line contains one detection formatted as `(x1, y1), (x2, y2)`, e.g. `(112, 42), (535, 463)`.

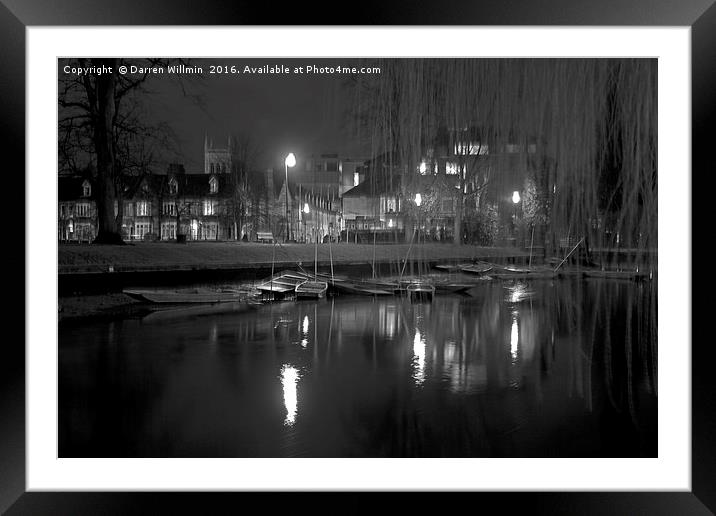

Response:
(59, 278), (656, 457)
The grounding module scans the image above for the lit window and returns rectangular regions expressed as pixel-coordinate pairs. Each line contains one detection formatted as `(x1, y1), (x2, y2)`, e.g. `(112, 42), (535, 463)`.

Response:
(353, 172), (359, 186)
(209, 177), (218, 194)
(168, 179), (178, 195)
(136, 201), (150, 217)
(82, 180), (91, 197)
(445, 162), (458, 175)
(203, 199), (216, 216)
(163, 202), (176, 216)
(76, 202), (91, 217)
(454, 141), (488, 155)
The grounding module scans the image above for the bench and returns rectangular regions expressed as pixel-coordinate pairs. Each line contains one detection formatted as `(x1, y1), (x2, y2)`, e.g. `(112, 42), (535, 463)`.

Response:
(256, 231), (275, 243)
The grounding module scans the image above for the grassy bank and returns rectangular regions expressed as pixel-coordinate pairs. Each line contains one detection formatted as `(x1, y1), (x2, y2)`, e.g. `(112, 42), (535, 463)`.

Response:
(59, 241), (531, 273)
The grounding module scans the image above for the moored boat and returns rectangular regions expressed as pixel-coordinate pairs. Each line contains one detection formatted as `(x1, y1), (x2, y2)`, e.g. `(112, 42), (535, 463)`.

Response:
(123, 288), (252, 304)
(459, 262), (494, 275)
(255, 270), (311, 300)
(295, 279), (328, 299)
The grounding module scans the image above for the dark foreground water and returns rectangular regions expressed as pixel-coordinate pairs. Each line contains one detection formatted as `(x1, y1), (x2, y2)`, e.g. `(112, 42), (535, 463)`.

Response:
(59, 278), (657, 457)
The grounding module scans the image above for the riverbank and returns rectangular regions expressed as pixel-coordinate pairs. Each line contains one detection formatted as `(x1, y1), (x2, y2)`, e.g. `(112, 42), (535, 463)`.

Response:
(59, 241), (531, 273)
(58, 292), (142, 323)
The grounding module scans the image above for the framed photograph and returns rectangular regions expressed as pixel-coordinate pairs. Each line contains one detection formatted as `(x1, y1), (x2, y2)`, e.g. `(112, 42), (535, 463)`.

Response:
(5, 0), (708, 513)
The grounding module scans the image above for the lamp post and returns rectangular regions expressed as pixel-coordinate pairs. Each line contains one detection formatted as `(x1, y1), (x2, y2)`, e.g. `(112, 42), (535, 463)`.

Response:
(414, 193), (422, 245)
(303, 202), (310, 243)
(284, 152), (296, 242)
(512, 190), (521, 247)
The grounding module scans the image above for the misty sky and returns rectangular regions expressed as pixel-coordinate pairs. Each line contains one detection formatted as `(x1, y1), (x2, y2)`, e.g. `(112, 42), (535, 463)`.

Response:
(143, 58), (373, 172)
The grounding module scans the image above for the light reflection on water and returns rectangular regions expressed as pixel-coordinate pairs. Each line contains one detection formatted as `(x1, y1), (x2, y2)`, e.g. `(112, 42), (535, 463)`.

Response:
(280, 365), (299, 426)
(59, 278), (657, 458)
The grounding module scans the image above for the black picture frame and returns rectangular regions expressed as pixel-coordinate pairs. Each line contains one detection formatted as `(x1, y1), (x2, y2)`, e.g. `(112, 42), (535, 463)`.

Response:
(3, 1), (708, 514)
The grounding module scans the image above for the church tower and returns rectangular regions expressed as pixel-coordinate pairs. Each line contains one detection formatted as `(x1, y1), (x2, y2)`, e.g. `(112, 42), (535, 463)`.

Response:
(204, 134), (233, 174)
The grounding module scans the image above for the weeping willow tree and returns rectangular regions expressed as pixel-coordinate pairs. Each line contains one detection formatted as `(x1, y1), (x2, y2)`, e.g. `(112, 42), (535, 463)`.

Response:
(351, 59), (657, 269)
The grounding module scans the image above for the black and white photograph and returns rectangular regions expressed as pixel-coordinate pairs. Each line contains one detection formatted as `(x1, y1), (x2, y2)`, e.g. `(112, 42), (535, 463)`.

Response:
(57, 57), (658, 459)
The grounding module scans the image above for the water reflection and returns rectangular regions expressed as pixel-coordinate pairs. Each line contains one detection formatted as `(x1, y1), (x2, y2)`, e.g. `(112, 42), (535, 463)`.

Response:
(59, 278), (657, 457)
(280, 365), (300, 426)
(510, 312), (519, 363)
(412, 330), (426, 385)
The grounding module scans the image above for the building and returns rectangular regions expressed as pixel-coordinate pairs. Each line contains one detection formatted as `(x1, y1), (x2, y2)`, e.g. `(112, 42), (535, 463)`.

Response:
(203, 134), (234, 175)
(263, 167), (340, 243)
(58, 176), (96, 242)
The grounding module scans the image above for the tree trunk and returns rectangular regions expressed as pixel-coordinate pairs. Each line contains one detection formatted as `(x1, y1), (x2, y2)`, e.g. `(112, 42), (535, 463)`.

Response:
(92, 58), (124, 245)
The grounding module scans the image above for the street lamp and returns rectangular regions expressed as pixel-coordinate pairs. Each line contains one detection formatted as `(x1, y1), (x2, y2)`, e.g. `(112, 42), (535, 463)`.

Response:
(511, 190), (521, 247)
(303, 202), (310, 243)
(414, 193), (422, 244)
(285, 152), (296, 242)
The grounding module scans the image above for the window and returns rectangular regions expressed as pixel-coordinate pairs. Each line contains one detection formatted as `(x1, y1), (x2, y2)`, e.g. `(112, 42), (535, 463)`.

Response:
(354, 172), (359, 186)
(445, 162), (459, 175)
(168, 179), (178, 195)
(136, 201), (150, 217)
(203, 199), (217, 216)
(82, 180), (91, 197)
(326, 161), (338, 172)
(209, 177), (218, 194)
(76, 202), (91, 217)
(210, 163), (215, 174)
(161, 222), (177, 240)
(202, 222), (218, 240)
(124, 202), (134, 217)
(454, 141), (488, 155)
(163, 202), (176, 216)
(59, 204), (66, 218)
(134, 222), (152, 239)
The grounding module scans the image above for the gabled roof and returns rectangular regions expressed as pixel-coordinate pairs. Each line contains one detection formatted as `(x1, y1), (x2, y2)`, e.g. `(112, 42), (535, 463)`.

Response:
(58, 176), (95, 202)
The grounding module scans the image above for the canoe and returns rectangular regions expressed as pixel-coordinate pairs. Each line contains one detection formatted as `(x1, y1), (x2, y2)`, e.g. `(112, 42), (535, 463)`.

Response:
(333, 282), (394, 296)
(460, 262), (494, 275)
(123, 288), (250, 304)
(295, 280), (328, 299)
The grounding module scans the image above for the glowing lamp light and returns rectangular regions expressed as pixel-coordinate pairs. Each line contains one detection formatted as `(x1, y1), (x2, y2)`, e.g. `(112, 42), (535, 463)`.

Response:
(512, 191), (521, 204)
(303, 203), (310, 214)
(285, 153), (296, 168)
(414, 193), (422, 206)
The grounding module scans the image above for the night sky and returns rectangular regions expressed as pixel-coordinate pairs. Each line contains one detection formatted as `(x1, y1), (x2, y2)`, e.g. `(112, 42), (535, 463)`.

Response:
(144, 58), (374, 172)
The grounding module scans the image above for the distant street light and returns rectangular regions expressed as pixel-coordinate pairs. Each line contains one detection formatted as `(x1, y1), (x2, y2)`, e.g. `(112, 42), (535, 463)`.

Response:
(303, 202), (310, 243)
(285, 153), (296, 242)
(414, 193), (423, 245)
(511, 190), (521, 247)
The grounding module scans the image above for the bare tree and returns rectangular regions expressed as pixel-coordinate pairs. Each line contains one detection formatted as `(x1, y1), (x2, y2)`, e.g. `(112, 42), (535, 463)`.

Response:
(58, 58), (201, 244)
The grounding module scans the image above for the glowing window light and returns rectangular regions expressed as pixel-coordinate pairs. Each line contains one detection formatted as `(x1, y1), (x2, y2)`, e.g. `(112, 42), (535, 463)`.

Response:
(414, 193), (422, 207)
(512, 191), (521, 204)
(354, 172), (359, 186)
(280, 365), (299, 426)
(418, 162), (427, 174)
(445, 162), (458, 175)
(388, 219), (393, 228)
